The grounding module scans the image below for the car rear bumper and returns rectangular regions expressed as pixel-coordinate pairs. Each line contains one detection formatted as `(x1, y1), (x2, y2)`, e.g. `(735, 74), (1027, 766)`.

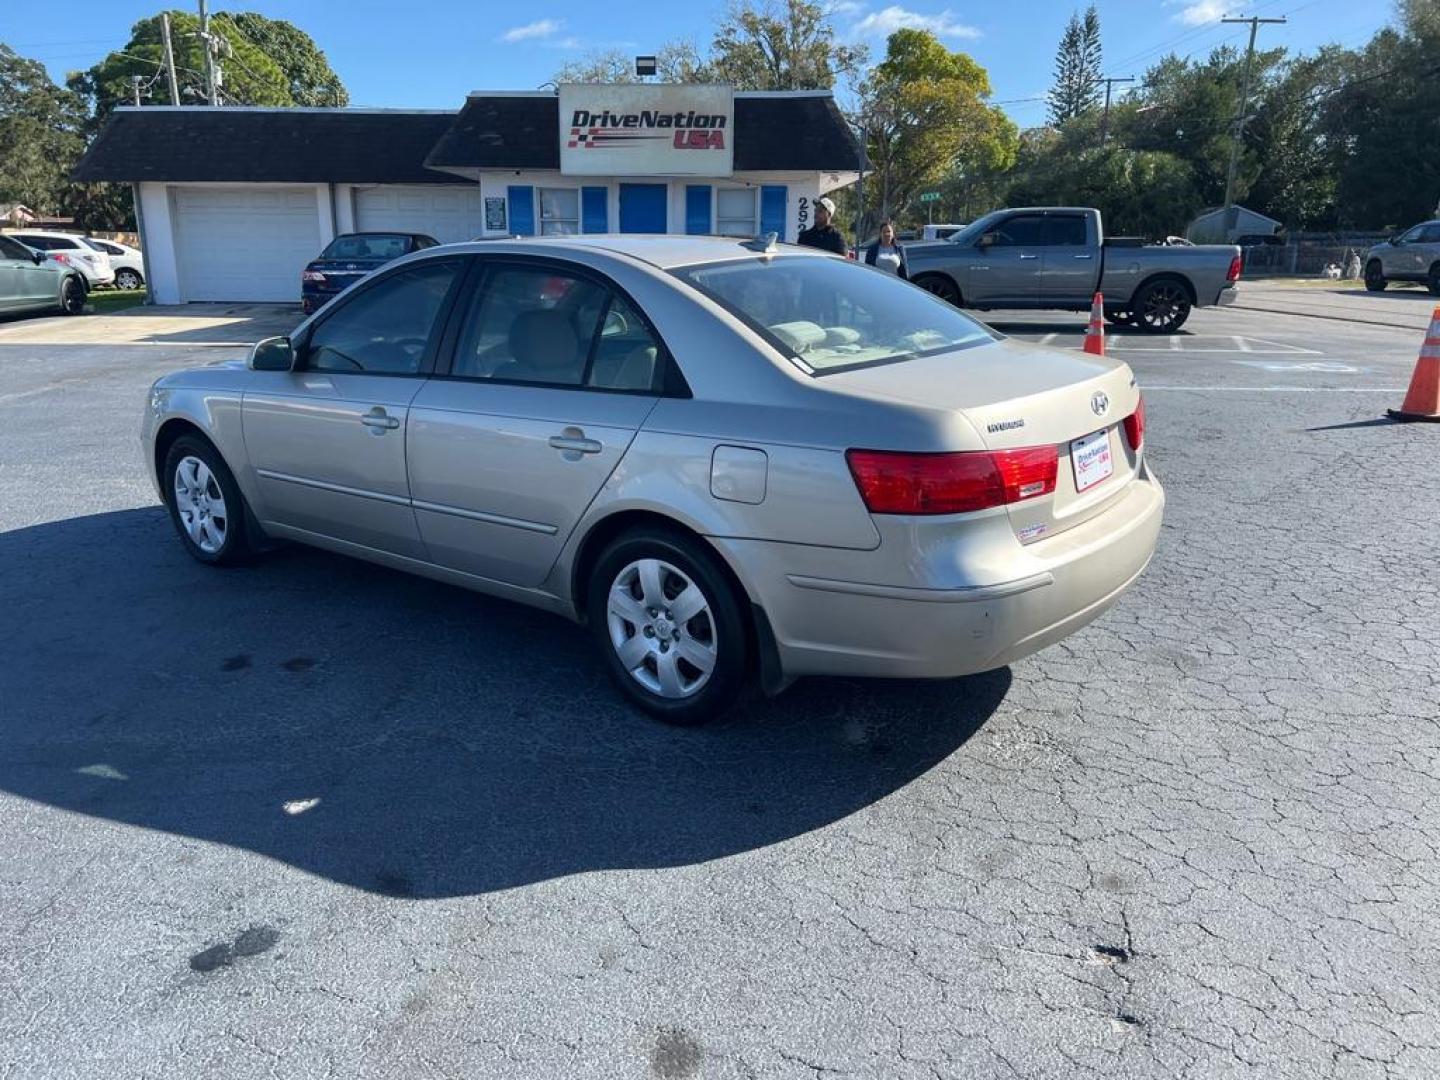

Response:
(713, 465), (1164, 680)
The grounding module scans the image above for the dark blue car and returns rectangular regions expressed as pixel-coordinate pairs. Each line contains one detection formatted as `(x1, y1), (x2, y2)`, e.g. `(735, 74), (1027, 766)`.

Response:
(300, 232), (440, 314)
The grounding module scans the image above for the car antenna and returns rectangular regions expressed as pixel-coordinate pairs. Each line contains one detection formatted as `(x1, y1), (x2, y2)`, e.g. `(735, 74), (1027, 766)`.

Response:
(743, 232), (779, 256)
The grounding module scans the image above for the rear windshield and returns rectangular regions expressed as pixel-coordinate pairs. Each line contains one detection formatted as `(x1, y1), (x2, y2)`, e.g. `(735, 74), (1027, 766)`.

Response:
(672, 255), (995, 374)
(321, 234), (412, 260)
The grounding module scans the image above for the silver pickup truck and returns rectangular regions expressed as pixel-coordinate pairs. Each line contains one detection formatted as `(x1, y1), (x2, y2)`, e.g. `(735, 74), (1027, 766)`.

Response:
(903, 207), (1242, 333)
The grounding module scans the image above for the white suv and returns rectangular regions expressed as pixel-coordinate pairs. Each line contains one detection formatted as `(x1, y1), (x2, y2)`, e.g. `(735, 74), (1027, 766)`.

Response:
(5, 231), (114, 288)
(82, 237), (144, 291)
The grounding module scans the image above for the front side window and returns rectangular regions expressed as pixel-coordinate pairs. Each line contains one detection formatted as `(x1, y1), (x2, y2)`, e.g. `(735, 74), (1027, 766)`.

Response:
(715, 188), (757, 237)
(450, 265), (662, 391)
(539, 189), (580, 236)
(0, 236), (34, 260)
(1399, 224), (1427, 243)
(1419, 224), (1440, 243)
(303, 259), (460, 375)
(983, 215), (1046, 247)
(674, 255), (995, 375)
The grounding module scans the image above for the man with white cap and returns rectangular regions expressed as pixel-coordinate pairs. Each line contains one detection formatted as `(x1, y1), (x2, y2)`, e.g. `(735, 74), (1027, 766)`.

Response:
(797, 196), (847, 256)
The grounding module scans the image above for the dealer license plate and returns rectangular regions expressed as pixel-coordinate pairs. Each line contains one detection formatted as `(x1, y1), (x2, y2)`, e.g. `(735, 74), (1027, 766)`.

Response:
(1071, 429), (1114, 492)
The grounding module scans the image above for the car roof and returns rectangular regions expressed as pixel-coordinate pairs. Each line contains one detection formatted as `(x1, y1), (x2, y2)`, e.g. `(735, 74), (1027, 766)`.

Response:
(6, 230), (86, 240)
(433, 234), (826, 270)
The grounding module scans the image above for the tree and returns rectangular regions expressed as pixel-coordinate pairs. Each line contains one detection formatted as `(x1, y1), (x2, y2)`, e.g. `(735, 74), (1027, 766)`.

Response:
(1049, 5), (1103, 125)
(710, 0), (866, 90)
(228, 13), (348, 106)
(0, 45), (87, 213)
(555, 41), (713, 84)
(857, 29), (1017, 232)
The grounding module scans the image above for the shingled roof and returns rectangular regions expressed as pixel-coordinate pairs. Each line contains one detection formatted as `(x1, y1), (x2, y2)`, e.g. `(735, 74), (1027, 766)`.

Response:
(72, 93), (863, 184)
(70, 108), (462, 184)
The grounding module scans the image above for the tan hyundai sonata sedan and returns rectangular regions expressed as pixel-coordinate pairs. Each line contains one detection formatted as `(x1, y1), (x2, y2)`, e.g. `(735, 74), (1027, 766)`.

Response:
(141, 235), (1162, 724)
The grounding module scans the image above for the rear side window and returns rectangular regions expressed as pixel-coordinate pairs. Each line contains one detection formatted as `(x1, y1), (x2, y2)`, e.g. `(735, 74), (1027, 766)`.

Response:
(304, 260), (461, 375)
(17, 236), (67, 251)
(1045, 215), (1089, 246)
(449, 265), (662, 392)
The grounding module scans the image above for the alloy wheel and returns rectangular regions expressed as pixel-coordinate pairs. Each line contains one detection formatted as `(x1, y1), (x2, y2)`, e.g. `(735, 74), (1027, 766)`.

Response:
(173, 455), (229, 554)
(606, 558), (717, 699)
(1140, 284), (1188, 331)
(116, 270), (142, 290)
(62, 279), (85, 314)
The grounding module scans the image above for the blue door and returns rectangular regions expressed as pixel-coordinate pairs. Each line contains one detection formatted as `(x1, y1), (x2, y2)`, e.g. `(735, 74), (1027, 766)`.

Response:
(619, 184), (668, 233)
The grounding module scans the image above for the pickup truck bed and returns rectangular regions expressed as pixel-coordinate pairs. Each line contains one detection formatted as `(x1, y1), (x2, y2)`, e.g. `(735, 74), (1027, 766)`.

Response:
(902, 207), (1242, 333)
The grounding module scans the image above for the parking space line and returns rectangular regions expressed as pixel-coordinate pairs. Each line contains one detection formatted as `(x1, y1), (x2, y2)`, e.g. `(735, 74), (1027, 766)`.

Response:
(1142, 385), (1402, 392)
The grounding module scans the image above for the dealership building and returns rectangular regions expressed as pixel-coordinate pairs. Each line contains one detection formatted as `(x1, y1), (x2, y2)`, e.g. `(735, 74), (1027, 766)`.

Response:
(71, 85), (863, 304)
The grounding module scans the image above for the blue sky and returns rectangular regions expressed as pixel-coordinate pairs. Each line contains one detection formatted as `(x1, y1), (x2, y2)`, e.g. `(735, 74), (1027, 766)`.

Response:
(4, 0), (1399, 125)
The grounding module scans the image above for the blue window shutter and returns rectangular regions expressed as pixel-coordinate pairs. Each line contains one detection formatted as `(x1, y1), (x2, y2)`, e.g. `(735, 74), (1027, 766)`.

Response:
(507, 185), (535, 236)
(685, 185), (712, 235)
(582, 186), (608, 233)
(760, 185), (787, 239)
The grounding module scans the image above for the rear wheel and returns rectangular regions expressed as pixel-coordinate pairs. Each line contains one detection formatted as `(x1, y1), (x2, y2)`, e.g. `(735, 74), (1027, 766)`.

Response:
(587, 528), (749, 726)
(162, 435), (257, 566)
(913, 273), (961, 306)
(115, 268), (143, 291)
(1365, 260), (1388, 292)
(59, 276), (86, 316)
(1133, 279), (1192, 333)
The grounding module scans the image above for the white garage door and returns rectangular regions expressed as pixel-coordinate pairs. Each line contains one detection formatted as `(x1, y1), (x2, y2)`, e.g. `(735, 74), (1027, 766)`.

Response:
(172, 187), (320, 302)
(354, 186), (483, 245)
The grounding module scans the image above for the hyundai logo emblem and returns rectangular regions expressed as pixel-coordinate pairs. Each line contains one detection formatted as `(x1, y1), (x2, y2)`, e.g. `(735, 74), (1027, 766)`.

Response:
(1091, 391), (1110, 416)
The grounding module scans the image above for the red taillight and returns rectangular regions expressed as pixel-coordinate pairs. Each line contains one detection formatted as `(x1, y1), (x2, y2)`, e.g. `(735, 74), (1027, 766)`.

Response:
(1123, 396), (1145, 451)
(50, 252), (71, 265)
(1227, 254), (1242, 281)
(301, 269), (326, 282)
(846, 447), (1058, 515)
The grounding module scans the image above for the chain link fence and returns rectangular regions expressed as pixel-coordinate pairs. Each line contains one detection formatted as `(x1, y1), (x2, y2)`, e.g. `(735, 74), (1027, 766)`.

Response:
(1239, 232), (1392, 277)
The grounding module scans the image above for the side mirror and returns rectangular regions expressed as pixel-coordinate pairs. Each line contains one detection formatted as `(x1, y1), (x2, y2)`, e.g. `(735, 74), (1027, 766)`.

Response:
(32, 251), (45, 265)
(250, 336), (295, 372)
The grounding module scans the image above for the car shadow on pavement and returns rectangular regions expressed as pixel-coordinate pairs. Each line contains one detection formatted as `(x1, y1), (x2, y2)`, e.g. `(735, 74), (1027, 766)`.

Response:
(0, 507), (1008, 899)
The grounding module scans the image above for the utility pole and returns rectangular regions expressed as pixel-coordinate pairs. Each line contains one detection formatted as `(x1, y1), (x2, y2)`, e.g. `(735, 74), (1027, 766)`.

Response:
(1221, 15), (1286, 237)
(198, 0), (219, 106)
(131, 75), (142, 106)
(1098, 76), (1135, 144)
(160, 12), (181, 105)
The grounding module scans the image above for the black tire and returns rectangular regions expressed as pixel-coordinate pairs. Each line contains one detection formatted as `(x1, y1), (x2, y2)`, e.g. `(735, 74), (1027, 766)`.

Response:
(115, 268), (143, 291)
(913, 273), (961, 306)
(586, 527), (749, 726)
(59, 275), (86, 316)
(1365, 260), (1388, 292)
(1132, 278), (1192, 333)
(1104, 309), (1135, 327)
(162, 435), (258, 566)
(1428, 263), (1440, 297)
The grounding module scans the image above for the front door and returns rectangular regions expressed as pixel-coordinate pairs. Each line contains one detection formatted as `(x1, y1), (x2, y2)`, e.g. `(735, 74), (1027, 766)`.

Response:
(0, 235), (52, 307)
(406, 260), (662, 587)
(619, 184), (668, 234)
(241, 257), (466, 558)
(966, 212), (1045, 304)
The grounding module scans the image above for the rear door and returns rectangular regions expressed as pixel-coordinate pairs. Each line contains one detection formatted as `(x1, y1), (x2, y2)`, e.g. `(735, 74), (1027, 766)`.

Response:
(1038, 212), (1098, 304)
(406, 259), (664, 587)
(966, 213), (1045, 304)
(242, 257), (467, 557)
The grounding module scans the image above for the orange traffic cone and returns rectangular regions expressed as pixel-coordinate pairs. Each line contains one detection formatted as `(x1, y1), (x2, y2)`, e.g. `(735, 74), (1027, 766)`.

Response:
(1083, 292), (1105, 357)
(1388, 305), (1440, 423)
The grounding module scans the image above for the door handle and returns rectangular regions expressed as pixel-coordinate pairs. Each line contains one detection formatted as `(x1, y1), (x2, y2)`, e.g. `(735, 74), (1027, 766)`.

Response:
(360, 407), (400, 431)
(1018, 253), (1039, 260)
(549, 434), (603, 455)
(1072, 253), (1094, 260)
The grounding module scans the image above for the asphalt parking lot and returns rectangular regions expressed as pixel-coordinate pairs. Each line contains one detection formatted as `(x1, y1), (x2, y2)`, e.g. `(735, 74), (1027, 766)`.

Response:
(2, 293), (1437, 1079)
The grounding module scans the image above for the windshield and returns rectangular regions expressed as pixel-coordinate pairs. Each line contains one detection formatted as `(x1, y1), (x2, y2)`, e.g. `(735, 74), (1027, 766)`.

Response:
(321, 234), (412, 260)
(673, 254), (996, 375)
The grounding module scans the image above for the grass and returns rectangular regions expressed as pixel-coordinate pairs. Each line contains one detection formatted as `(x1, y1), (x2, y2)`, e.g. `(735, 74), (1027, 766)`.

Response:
(86, 288), (146, 314)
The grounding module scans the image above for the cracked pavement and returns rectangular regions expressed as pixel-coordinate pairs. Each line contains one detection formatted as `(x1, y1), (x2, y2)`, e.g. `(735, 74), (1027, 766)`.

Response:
(0, 303), (1436, 1078)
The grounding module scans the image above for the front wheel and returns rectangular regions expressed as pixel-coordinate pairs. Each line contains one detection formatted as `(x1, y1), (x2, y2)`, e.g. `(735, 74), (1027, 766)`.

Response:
(1365, 260), (1388, 292)
(587, 528), (749, 725)
(913, 273), (961, 306)
(59, 276), (86, 316)
(1133, 279), (1192, 333)
(162, 435), (258, 565)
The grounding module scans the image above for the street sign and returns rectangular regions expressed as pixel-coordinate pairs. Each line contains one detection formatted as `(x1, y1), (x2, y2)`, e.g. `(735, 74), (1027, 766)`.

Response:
(919, 192), (940, 203)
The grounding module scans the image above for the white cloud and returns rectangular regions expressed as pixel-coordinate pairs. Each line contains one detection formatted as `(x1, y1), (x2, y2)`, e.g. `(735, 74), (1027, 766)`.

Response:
(501, 18), (564, 43)
(851, 6), (981, 39)
(1169, 0), (1232, 26)
(829, 0), (866, 13)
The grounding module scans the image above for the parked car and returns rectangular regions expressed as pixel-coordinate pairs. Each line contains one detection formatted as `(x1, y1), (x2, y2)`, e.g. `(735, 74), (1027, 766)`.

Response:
(301, 231), (440, 314)
(0, 234), (89, 317)
(142, 235), (1163, 725)
(903, 207), (1242, 333)
(82, 237), (145, 290)
(5, 230), (114, 288)
(1363, 220), (1440, 295)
